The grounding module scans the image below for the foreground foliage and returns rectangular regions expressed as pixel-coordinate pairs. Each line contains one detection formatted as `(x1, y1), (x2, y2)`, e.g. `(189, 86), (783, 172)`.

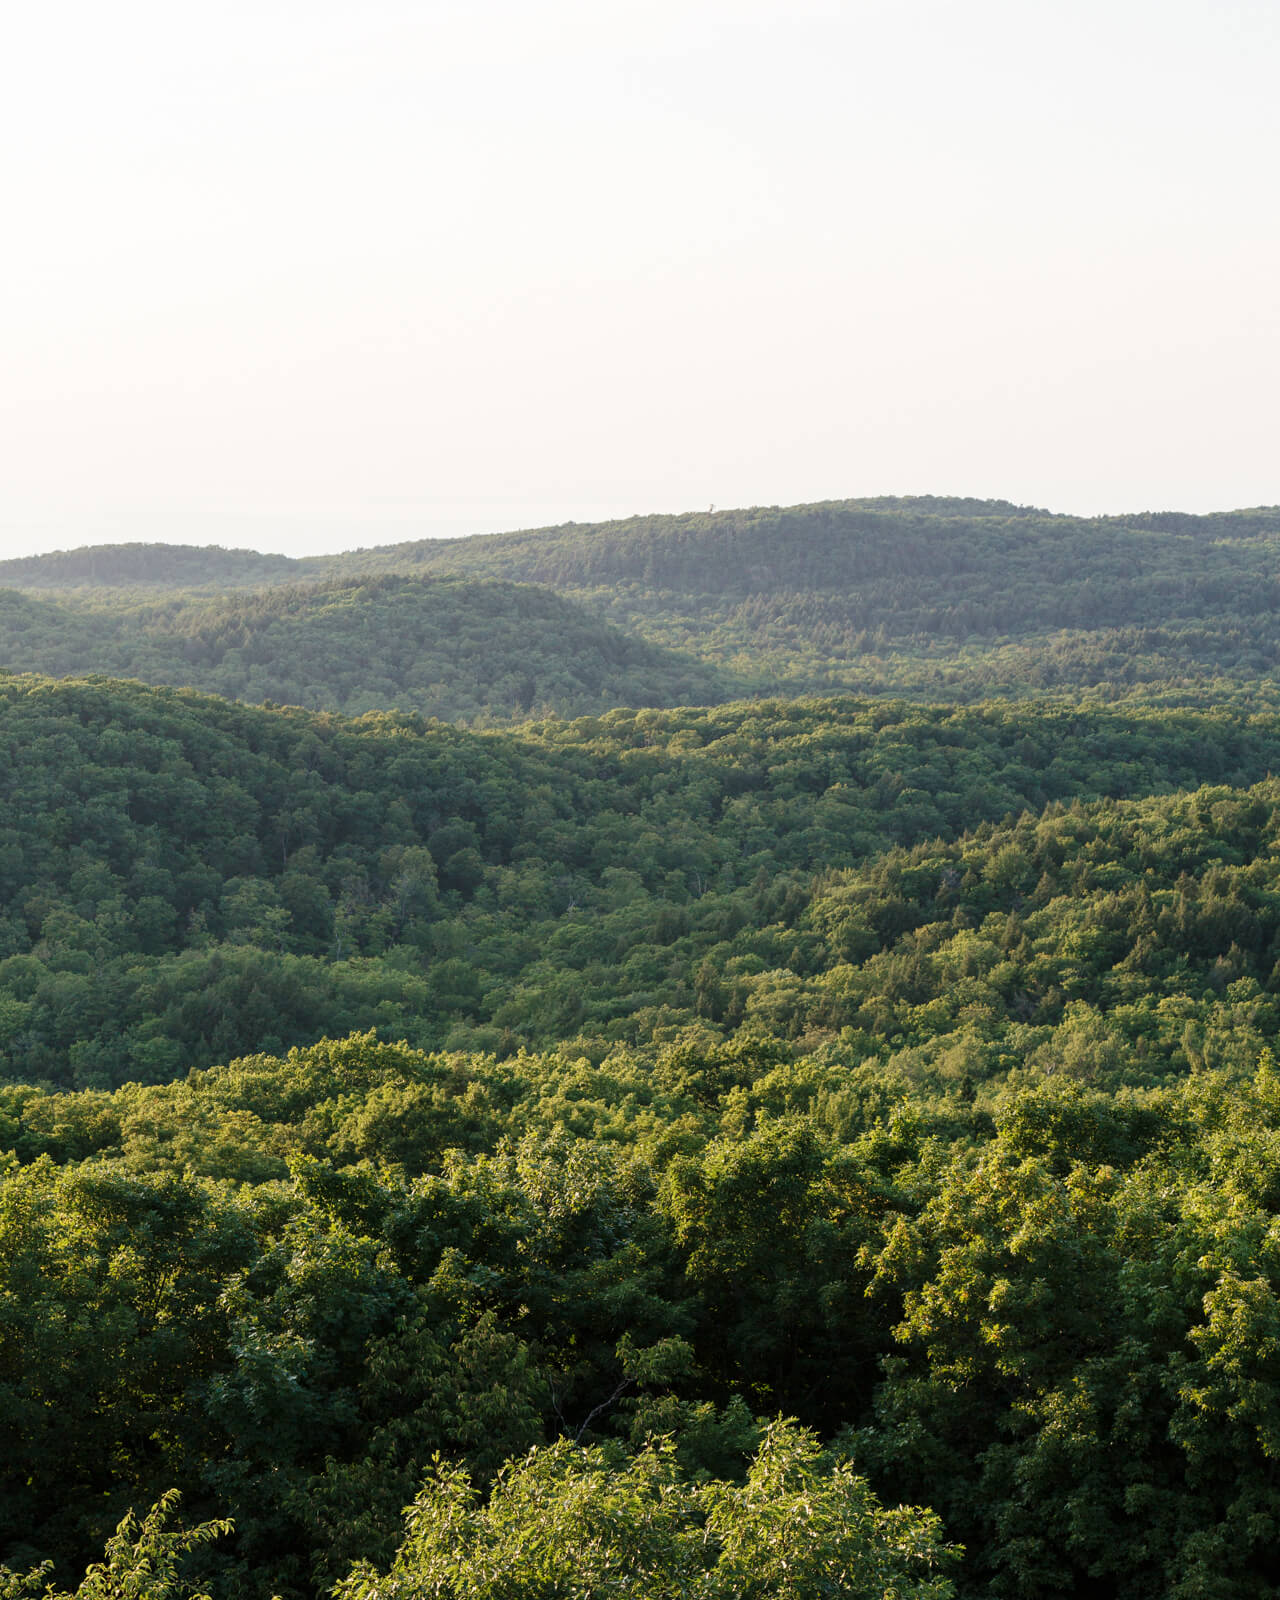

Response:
(6, 1031), (1280, 1597)
(0, 1439), (953, 1600)
(0, 1494), (229, 1600)
(337, 1425), (955, 1600)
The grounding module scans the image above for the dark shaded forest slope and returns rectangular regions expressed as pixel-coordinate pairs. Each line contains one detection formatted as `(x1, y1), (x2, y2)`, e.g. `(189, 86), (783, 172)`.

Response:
(0, 576), (732, 722)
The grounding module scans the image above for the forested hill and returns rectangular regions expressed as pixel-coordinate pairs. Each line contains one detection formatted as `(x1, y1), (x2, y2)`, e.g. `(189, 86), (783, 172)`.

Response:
(0, 575), (731, 722)
(329, 495), (1280, 599)
(3, 671), (1279, 1092)
(367, 496), (1280, 701)
(13, 676), (1280, 1598)
(0, 541), (299, 589)
(13, 499), (1280, 601)
(9, 497), (1280, 705)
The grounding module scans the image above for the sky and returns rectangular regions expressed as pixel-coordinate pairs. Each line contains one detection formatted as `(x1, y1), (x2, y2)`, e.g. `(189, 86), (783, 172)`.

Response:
(2, 0), (1277, 558)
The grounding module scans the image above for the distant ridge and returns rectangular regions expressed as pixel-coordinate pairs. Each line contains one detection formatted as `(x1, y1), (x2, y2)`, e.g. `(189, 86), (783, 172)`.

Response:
(0, 541), (300, 588)
(7, 497), (1280, 592)
(6, 496), (1280, 710)
(0, 572), (732, 721)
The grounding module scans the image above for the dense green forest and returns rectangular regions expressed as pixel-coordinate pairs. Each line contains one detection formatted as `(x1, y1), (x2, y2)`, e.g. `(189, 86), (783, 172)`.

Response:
(8, 499), (1280, 1599)
(10, 1031), (1280, 1598)
(0, 577), (731, 723)
(7, 498), (1280, 707)
(3, 675), (1276, 1090)
(0, 543), (299, 590)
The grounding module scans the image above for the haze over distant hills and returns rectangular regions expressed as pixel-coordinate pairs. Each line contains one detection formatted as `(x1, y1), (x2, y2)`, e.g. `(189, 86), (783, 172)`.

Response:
(4, 496), (1280, 714)
(10, 497), (1280, 596)
(0, 575), (732, 723)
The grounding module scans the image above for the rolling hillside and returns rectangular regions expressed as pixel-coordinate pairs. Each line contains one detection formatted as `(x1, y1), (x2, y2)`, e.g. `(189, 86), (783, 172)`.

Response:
(8, 497), (1280, 707)
(0, 575), (732, 722)
(9, 508), (1280, 1600)
(8, 675), (1280, 1599)
(3, 672), (1277, 1091)
(0, 541), (299, 589)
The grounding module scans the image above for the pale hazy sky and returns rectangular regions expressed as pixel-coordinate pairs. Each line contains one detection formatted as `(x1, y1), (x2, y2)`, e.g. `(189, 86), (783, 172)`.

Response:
(3, 0), (1277, 557)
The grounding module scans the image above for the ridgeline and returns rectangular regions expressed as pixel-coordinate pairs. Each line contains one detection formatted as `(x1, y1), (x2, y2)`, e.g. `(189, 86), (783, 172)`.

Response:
(7, 496), (1280, 708)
